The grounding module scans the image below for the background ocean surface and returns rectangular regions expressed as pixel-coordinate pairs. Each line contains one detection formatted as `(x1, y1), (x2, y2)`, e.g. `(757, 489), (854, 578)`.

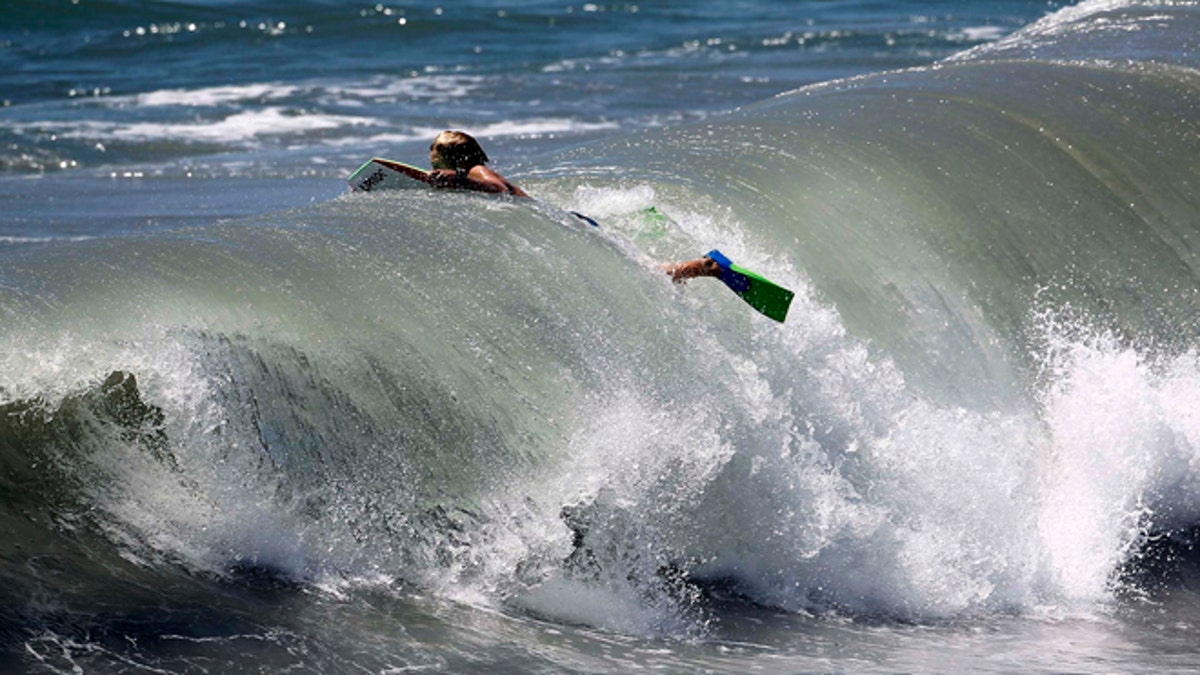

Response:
(3, 0), (1200, 672)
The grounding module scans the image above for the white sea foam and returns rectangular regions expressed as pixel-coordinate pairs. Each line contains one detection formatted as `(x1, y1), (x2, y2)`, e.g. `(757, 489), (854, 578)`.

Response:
(134, 83), (300, 107)
(49, 108), (378, 144)
(948, 26), (1008, 42)
(321, 74), (486, 103)
(468, 117), (620, 138)
(1037, 330), (1200, 600)
(32, 108), (611, 150)
(123, 75), (486, 110)
(117, 108), (372, 143)
(0, 235), (95, 244)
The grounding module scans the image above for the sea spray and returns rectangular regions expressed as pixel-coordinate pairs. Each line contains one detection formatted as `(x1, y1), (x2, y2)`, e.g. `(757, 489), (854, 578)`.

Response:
(1035, 317), (1200, 602)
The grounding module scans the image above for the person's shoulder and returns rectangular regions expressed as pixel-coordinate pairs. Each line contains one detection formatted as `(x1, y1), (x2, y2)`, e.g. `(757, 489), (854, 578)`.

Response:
(470, 165), (527, 197)
(470, 165), (505, 181)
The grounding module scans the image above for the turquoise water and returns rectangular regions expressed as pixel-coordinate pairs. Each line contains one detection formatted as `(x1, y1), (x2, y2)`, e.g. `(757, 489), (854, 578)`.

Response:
(4, 1), (1200, 672)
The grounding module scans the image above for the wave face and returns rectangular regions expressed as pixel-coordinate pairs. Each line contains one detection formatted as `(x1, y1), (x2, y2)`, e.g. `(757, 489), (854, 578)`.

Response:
(576, 0), (1200, 405)
(3, 0), (1200, 645)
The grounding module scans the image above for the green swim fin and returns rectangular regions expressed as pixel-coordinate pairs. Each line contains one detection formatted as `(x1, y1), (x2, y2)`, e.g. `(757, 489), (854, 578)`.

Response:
(706, 249), (794, 323)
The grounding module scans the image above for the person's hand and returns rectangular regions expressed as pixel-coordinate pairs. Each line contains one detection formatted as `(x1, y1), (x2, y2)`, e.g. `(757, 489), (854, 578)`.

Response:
(428, 169), (458, 188)
(662, 257), (720, 284)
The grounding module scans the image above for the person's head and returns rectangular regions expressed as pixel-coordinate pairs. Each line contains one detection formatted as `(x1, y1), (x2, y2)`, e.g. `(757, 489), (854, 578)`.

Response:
(430, 130), (490, 170)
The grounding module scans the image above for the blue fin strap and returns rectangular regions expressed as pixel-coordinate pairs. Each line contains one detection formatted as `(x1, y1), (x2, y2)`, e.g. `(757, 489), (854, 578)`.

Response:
(705, 249), (750, 293)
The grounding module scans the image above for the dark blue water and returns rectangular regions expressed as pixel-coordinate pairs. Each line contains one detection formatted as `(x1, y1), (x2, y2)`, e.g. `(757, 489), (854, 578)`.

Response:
(1, 1), (1047, 181)
(5, 1), (1200, 673)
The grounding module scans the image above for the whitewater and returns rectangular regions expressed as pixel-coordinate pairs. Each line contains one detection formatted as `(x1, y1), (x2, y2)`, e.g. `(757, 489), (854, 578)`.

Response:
(2, 0), (1200, 672)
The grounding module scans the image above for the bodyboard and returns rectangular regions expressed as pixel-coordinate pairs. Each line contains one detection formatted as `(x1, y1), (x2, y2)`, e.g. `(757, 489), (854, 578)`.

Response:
(348, 158), (431, 192)
(706, 249), (794, 323)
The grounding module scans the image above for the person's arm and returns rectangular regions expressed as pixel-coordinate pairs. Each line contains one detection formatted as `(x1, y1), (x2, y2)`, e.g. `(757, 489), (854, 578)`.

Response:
(428, 166), (529, 197)
(662, 256), (721, 283)
(428, 168), (468, 189)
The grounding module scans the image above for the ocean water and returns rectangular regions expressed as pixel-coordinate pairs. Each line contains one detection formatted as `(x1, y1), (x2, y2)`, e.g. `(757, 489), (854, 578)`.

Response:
(4, 0), (1200, 672)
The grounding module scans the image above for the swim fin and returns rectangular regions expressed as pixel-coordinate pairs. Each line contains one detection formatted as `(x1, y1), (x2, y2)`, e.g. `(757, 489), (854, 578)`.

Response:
(705, 249), (794, 323)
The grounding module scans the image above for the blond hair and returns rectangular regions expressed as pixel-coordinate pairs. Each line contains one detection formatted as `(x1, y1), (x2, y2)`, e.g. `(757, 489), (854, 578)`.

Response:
(431, 130), (490, 169)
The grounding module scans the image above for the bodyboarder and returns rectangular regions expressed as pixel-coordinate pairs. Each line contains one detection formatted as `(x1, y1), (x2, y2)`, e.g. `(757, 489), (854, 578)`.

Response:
(426, 130), (723, 285)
